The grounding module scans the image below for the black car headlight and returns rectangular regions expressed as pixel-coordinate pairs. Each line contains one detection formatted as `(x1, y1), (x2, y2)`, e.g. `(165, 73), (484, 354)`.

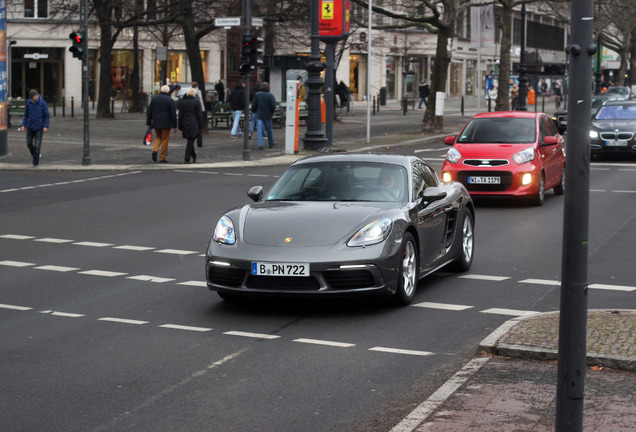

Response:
(347, 218), (392, 247)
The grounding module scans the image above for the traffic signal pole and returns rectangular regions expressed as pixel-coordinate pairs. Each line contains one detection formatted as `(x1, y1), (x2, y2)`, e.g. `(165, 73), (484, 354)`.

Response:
(81, 0), (90, 165)
(555, 0), (593, 429)
(240, 0), (253, 161)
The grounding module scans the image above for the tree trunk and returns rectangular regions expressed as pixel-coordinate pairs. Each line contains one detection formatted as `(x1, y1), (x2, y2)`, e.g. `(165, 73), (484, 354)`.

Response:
(495, 3), (512, 112)
(422, 27), (454, 132)
(97, 20), (114, 118)
(129, 24), (142, 113)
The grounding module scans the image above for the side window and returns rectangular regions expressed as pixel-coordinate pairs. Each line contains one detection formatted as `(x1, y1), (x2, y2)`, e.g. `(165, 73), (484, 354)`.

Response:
(539, 118), (550, 142)
(543, 115), (558, 136)
(421, 165), (439, 188)
(412, 162), (437, 198)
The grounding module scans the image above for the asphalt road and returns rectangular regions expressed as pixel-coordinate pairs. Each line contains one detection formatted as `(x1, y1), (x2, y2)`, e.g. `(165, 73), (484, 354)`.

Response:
(1, 147), (635, 432)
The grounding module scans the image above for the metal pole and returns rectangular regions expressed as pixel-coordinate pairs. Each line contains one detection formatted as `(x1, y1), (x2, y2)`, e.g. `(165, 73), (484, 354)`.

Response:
(517, 4), (528, 111)
(555, 0), (593, 429)
(325, 43), (334, 146)
(366, 0), (372, 143)
(302, 0), (327, 150)
(241, 0), (252, 161)
(82, 0), (90, 166)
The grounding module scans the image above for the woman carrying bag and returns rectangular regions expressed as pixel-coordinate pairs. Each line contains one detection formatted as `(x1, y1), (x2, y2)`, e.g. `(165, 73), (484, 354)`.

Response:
(178, 88), (203, 164)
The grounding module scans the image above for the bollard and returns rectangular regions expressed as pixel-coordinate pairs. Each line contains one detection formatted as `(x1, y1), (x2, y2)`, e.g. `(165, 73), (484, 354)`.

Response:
(377, 93), (380, 113)
(52, 96), (56, 117)
(62, 97), (66, 117)
(71, 96), (74, 118)
(373, 96), (376, 115)
(461, 96), (465, 116)
(402, 97), (408, 116)
(541, 94), (545, 112)
(488, 96), (492, 112)
(111, 97), (115, 114)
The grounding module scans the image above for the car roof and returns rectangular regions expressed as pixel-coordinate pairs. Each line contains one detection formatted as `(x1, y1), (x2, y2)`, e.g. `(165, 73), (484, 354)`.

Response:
(470, 111), (541, 120)
(292, 153), (416, 169)
(601, 100), (636, 106)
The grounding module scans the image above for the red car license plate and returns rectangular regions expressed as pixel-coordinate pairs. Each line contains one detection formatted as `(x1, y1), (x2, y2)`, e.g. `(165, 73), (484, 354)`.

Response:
(468, 176), (501, 184)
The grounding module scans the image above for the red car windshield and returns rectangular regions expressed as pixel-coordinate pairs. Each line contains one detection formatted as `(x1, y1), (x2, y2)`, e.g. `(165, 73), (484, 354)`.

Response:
(456, 117), (536, 144)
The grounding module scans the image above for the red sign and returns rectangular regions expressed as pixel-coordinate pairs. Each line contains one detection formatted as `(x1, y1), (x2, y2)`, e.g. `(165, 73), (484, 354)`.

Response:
(319, 0), (350, 42)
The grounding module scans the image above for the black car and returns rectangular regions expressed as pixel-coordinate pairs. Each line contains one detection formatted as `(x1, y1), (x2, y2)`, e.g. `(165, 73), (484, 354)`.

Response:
(590, 100), (636, 156)
(205, 154), (475, 306)
(552, 94), (626, 134)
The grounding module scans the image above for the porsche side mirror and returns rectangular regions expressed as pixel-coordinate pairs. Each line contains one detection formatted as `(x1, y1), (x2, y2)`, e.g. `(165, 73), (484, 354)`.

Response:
(421, 187), (447, 204)
(444, 136), (456, 145)
(542, 136), (558, 146)
(247, 186), (264, 202)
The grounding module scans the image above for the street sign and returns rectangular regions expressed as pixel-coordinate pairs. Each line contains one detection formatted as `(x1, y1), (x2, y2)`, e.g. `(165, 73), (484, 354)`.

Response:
(214, 17), (263, 27)
(24, 53), (49, 60)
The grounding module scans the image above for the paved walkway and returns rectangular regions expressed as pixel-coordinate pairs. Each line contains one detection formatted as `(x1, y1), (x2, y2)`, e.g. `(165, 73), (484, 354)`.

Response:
(3, 96), (635, 431)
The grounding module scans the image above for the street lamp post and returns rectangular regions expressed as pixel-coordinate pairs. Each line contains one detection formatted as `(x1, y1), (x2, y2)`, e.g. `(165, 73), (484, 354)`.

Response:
(517, 3), (528, 111)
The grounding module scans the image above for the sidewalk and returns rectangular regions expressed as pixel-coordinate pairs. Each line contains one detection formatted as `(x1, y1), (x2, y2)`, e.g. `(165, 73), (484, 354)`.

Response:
(393, 309), (636, 432)
(0, 97), (475, 171)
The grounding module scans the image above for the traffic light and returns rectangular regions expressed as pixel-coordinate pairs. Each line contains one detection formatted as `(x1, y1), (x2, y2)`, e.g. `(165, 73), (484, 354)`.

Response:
(238, 34), (263, 74)
(69, 30), (86, 60)
(248, 35), (263, 69)
(239, 34), (253, 74)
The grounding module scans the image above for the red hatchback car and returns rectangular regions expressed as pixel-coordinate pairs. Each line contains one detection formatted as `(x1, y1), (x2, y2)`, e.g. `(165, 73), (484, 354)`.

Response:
(441, 111), (566, 205)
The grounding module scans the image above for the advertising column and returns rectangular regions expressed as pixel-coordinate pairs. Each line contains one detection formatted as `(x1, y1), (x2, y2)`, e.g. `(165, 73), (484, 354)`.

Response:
(0, 0), (7, 156)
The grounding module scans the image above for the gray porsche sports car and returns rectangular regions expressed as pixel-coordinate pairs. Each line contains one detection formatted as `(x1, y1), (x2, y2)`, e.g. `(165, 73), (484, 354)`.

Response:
(205, 154), (475, 305)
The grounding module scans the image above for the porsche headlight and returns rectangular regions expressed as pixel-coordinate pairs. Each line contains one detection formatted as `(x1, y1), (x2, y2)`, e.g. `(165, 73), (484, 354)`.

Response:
(589, 130), (599, 139)
(446, 147), (462, 164)
(213, 216), (236, 245)
(347, 218), (392, 247)
(512, 147), (535, 164)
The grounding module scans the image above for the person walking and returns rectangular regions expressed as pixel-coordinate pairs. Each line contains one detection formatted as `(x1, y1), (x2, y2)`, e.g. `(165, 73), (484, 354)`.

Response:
(146, 84), (177, 163)
(177, 88), (203, 164)
(215, 80), (226, 103)
(20, 89), (50, 167)
(192, 81), (206, 148)
(228, 82), (245, 139)
(418, 80), (430, 109)
(251, 82), (277, 149)
(248, 80), (262, 139)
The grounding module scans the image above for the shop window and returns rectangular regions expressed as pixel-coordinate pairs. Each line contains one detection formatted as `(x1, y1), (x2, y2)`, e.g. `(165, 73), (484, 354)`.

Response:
(24, 0), (48, 18)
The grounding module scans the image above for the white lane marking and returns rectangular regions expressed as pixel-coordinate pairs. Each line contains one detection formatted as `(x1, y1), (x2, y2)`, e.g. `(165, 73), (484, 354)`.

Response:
(412, 302), (473, 311)
(73, 241), (114, 248)
(39, 310), (85, 318)
(113, 245), (156, 251)
(79, 270), (128, 277)
(178, 281), (207, 287)
(414, 147), (448, 153)
(459, 274), (511, 281)
(98, 317), (148, 325)
(589, 283), (635, 292)
(222, 172), (244, 176)
(34, 238), (74, 244)
(247, 174), (273, 177)
(293, 338), (355, 348)
(0, 260), (35, 267)
(613, 190), (636, 193)
(155, 249), (198, 255)
(126, 275), (175, 283)
(159, 324), (212, 332)
(369, 347), (434, 356)
(519, 278), (561, 286)
(224, 331), (281, 340)
(0, 234), (36, 240)
(0, 303), (32, 311)
(481, 308), (541, 317)
(417, 157), (446, 162)
(390, 357), (490, 432)
(34, 265), (81, 272)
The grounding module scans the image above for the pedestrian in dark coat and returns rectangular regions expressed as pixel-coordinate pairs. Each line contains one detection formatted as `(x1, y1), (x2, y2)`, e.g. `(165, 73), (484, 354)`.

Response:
(20, 89), (50, 167)
(178, 88), (203, 163)
(418, 80), (430, 109)
(251, 82), (277, 149)
(146, 85), (177, 163)
(228, 82), (246, 138)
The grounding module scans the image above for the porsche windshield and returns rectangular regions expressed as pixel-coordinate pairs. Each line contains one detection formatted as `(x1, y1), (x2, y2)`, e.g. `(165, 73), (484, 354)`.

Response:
(456, 117), (536, 144)
(266, 162), (408, 202)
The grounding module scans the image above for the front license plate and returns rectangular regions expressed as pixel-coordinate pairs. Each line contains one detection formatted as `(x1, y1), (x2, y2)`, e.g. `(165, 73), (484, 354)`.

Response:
(468, 176), (501, 184)
(560, 119), (567, 125)
(605, 140), (628, 147)
(251, 262), (310, 277)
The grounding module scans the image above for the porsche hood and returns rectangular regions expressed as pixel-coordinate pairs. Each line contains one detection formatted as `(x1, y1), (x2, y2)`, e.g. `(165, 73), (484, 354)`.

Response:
(239, 202), (387, 247)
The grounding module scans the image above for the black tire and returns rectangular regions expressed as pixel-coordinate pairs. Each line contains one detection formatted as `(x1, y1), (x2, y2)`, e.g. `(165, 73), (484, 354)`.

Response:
(447, 211), (475, 272)
(393, 232), (418, 306)
(531, 173), (545, 206)
(554, 166), (565, 195)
